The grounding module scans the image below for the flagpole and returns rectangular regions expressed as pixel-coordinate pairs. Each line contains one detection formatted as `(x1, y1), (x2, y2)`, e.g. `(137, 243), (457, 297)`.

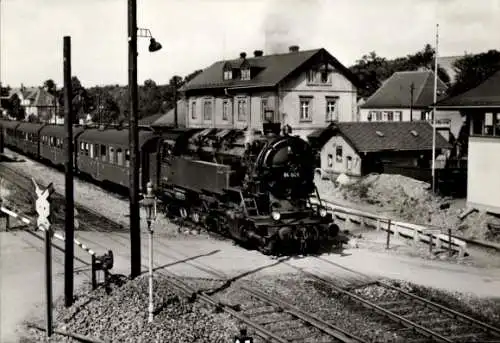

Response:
(432, 23), (439, 193)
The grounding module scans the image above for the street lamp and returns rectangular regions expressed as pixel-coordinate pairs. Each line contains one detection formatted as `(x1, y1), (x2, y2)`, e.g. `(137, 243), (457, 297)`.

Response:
(128, 0), (162, 279)
(141, 181), (157, 323)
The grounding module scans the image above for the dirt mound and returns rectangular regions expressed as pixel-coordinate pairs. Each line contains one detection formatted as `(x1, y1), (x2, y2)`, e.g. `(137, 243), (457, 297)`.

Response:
(315, 173), (500, 243)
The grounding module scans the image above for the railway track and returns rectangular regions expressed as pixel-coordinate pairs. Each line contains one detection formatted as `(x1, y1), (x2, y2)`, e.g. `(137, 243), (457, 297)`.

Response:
(1, 161), (363, 342)
(289, 257), (500, 343)
(0, 163), (124, 233)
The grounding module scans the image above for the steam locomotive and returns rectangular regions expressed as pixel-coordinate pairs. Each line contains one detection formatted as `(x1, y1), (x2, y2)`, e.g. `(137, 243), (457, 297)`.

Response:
(156, 123), (346, 255)
(0, 119), (346, 255)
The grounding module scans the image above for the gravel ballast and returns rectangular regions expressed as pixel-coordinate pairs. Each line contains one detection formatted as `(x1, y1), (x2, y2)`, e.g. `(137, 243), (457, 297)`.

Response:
(20, 275), (240, 343)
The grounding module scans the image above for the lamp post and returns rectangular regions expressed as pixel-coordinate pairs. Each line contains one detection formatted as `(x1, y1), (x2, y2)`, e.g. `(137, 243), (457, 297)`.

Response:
(141, 181), (157, 323)
(128, 0), (162, 279)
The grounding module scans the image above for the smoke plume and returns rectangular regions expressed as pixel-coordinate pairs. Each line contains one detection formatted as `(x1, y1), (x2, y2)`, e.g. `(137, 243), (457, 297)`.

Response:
(262, 0), (322, 54)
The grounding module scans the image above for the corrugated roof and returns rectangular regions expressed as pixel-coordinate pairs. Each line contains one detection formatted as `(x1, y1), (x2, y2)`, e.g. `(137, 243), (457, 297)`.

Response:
(333, 121), (451, 153)
(180, 48), (359, 92)
(361, 70), (448, 109)
(436, 69), (500, 108)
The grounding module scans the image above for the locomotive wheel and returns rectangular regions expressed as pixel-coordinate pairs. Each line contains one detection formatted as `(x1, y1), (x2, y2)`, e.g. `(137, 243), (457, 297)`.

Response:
(179, 207), (188, 219)
(191, 212), (201, 223)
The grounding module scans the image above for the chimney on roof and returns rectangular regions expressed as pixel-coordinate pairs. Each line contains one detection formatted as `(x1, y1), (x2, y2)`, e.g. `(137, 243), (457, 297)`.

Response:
(289, 45), (299, 53)
(254, 50), (263, 57)
(240, 52), (247, 59)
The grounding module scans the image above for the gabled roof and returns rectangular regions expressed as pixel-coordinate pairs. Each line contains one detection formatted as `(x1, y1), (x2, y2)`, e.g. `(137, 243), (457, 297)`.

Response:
(180, 48), (359, 92)
(139, 113), (165, 126)
(436, 69), (500, 108)
(310, 121), (451, 153)
(151, 100), (188, 127)
(361, 70), (448, 109)
(32, 87), (56, 107)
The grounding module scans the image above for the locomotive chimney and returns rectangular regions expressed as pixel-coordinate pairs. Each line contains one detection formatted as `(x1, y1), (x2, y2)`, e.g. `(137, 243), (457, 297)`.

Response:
(240, 52), (247, 59)
(289, 45), (299, 53)
(253, 50), (263, 57)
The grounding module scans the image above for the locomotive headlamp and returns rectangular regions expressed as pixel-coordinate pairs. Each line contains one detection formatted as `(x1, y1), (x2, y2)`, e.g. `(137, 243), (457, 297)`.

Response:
(319, 208), (328, 217)
(271, 211), (281, 221)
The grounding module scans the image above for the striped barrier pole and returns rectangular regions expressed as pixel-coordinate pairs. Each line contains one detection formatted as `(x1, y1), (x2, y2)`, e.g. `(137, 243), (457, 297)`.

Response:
(0, 206), (95, 256)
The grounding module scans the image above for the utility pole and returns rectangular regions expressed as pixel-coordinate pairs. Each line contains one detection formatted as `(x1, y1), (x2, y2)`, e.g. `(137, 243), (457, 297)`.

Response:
(409, 82), (415, 121)
(173, 79), (178, 128)
(128, 0), (141, 278)
(63, 36), (75, 307)
(431, 23), (439, 194)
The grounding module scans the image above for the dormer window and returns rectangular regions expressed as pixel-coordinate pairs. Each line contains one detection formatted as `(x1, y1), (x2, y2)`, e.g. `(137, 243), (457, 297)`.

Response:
(224, 70), (232, 80)
(223, 62), (232, 80)
(241, 68), (250, 80)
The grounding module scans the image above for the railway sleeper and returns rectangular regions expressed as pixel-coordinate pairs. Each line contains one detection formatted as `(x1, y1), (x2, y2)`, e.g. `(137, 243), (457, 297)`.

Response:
(412, 317), (452, 327)
(245, 308), (280, 318)
(256, 314), (295, 326)
(288, 331), (320, 342)
(447, 332), (497, 342)
(380, 305), (415, 315)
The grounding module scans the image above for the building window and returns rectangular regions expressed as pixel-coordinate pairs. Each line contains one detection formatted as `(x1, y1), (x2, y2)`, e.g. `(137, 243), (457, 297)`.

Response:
(307, 70), (316, 83)
(109, 147), (115, 164)
(241, 68), (250, 81)
(203, 100), (212, 121)
(394, 111), (402, 121)
(101, 145), (107, 162)
(326, 97), (338, 122)
(382, 111), (388, 121)
(387, 111), (394, 121)
(299, 97), (312, 121)
(336, 146), (343, 163)
(116, 148), (123, 166)
(223, 70), (232, 80)
(191, 101), (197, 119)
(327, 154), (333, 167)
(321, 71), (329, 83)
(237, 98), (247, 121)
(347, 156), (352, 170)
(222, 99), (231, 121)
(261, 98), (268, 121)
(376, 111), (382, 121)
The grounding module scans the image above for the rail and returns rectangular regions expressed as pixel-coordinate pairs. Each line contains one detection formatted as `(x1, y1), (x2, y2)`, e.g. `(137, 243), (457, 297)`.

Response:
(0, 205), (95, 256)
(310, 197), (468, 256)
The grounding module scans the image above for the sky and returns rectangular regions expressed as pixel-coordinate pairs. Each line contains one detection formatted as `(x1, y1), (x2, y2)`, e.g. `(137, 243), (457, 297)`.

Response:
(0, 0), (499, 88)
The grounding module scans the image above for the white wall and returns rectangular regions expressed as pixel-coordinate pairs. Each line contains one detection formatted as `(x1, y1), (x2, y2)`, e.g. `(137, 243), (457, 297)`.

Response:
(467, 136), (500, 214)
(320, 135), (362, 177)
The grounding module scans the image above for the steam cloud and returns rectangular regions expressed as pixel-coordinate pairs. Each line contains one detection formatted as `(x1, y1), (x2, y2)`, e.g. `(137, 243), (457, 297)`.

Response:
(262, 0), (323, 55)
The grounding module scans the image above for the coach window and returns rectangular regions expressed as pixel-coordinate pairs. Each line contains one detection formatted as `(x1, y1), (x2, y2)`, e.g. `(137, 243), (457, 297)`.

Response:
(89, 144), (94, 158)
(93, 144), (99, 158)
(101, 145), (107, 162)
(109, 146), (115, 164)
(85, 143), (90, 156)
(125, 149), (130, 167)
(80, 142), (85, 153)
(116, 148), (123, 166)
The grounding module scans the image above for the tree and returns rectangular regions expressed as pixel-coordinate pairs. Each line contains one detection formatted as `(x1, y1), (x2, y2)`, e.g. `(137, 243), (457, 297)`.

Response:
(349, 44), (451, 98)
(88, 87), (121, 124)
(349, 52), (392, 99)
(43, 79), (57, 95)
(9, 94), (26, 121)
(57, 76), (94, 123)
(448, 49), (500, 96)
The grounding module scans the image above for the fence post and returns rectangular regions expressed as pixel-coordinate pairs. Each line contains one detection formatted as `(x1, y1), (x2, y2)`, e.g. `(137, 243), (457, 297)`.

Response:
(429, 233), (433, 254)
(386, 219), (392, 249)
(448, 228), (452, 257)
(91, 254), (97, 290)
